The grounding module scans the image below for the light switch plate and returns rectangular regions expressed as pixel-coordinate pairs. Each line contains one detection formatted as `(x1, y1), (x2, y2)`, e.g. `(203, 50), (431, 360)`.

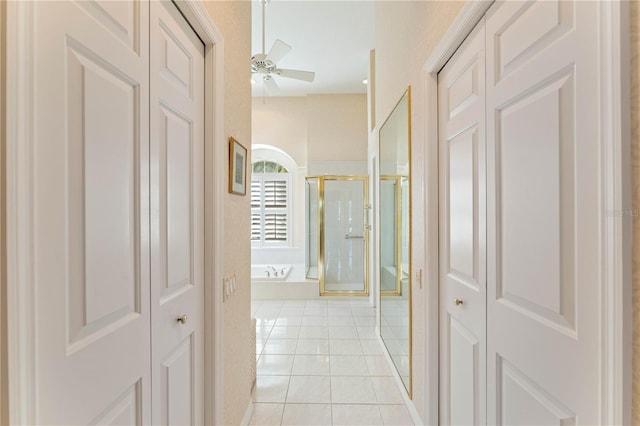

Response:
(223, 273), (237, 302)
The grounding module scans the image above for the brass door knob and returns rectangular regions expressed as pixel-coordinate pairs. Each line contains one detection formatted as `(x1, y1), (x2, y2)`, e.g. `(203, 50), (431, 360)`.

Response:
(454, 298), (464, 306)
(177, 314), (188, 324)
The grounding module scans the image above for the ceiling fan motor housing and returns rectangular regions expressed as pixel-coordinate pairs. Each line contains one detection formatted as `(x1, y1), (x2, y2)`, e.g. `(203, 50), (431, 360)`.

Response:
(251, 53), (276, 75)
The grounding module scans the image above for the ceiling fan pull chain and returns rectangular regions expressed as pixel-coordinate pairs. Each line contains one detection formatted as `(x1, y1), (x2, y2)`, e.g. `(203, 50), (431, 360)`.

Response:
(261, 0), (266, 55)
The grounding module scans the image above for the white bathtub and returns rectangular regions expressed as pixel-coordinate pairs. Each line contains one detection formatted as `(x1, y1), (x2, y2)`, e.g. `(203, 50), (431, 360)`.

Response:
(251, 264), (293, 281)
(251, 264), (319, 300)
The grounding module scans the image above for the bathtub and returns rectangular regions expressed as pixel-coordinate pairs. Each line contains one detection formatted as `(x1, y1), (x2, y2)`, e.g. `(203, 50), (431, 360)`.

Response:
(251, 264), (293, 281)
(251, 263), (319, 300)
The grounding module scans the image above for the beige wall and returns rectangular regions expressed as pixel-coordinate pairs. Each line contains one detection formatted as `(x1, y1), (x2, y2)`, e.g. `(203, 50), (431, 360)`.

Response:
(202, 2), (253, 425)
(0, 0), (6, 422)
(252, 93), (368, 166)
(375, 1), (464, 127)
(252, 97), (308, 167)
(374, 1), (465, 419)
(631, 1), (640, 423)
(306, 94), (368, 163)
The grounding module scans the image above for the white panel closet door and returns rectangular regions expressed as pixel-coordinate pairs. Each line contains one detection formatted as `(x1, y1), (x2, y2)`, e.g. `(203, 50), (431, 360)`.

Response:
(150, 2), (205, 425)
(485, 1), (600, 423)
(438, 20), (486, 426)
(33, 1), (151, 424)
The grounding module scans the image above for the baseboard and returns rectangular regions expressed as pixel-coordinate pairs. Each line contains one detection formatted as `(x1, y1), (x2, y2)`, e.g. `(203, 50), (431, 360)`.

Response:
(240, 399), (254, 426)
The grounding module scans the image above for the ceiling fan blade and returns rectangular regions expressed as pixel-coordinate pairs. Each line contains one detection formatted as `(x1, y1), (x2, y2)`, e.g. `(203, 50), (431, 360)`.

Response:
(265, 39), (291, 64)
(275, 68), (315, 82)
(264, 76), (281, 95)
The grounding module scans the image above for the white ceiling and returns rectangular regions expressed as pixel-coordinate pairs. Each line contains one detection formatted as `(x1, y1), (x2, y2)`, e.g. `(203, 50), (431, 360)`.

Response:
(251, 1), (375, 97)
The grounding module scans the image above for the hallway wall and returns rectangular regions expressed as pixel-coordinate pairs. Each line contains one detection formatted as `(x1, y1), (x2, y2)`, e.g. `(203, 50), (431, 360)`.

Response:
(202, 2), (253, 424)
(631, 0), (640, 423)
(0, 1), (5, 422)
(374, 0), (465, 420)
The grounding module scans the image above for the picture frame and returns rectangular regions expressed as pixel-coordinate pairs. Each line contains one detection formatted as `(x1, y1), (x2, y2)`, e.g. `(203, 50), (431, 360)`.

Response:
(229, 137), (247, 195)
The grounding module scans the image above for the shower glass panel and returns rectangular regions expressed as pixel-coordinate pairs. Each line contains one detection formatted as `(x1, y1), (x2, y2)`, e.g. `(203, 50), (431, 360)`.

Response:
(306, 177), (319, 279)
(321, 177), (368, 295)
(306, 176), (369, 296)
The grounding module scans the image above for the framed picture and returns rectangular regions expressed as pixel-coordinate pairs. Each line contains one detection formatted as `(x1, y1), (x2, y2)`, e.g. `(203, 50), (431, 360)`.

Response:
(229, 137), (247, 195)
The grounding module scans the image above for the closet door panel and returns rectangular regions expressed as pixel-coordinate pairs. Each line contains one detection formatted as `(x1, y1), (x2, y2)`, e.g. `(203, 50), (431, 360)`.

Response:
(486, 1), (600, 423)
(448, 316), (481, 426)
(438, 20), (486, 426)
(32, 1), (151, 424)
(150, 2), (205, 424)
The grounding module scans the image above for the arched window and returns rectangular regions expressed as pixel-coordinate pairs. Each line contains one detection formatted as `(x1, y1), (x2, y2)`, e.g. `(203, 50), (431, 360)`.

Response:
(251, 160), (290, 247)
(252, 160), (288, 174)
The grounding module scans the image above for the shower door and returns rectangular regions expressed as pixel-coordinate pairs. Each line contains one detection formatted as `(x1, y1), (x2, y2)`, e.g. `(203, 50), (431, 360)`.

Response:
(320, 176), (369, 295)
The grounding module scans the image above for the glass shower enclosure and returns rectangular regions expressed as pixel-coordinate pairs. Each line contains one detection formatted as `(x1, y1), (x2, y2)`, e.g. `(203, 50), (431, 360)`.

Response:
(306, 176), (369, 296)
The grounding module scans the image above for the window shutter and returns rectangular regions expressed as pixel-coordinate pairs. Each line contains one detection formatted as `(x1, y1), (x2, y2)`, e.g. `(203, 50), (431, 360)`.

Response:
(263, 178), (287, 242)
(250, 169), (290, 247)
(251, 212), (262, 241)
(250, 180), (262, 241)
(264, 179), (287, 208)
(264, 213), (287, 241)
(250, 181), (261, 208)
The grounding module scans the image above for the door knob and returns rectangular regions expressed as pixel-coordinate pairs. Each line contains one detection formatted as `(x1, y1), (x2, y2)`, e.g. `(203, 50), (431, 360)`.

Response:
(454, 298), (464, 306)
(177, 314), (188, 324)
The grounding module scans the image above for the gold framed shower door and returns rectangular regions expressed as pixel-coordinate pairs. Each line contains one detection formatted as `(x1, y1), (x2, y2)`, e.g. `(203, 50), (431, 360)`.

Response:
(307, 175), (370, 297)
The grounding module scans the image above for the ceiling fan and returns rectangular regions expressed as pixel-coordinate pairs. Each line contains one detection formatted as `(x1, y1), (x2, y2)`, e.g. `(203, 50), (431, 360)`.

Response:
(251, 0), (315, 95)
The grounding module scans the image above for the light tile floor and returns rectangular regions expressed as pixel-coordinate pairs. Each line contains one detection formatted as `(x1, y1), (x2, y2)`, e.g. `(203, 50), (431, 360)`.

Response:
(250, 299), (415, 426)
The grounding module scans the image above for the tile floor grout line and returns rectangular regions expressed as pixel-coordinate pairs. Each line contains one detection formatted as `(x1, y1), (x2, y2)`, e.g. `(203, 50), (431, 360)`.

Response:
(252, 299), (413, 425)
(279, 373), (292, 425)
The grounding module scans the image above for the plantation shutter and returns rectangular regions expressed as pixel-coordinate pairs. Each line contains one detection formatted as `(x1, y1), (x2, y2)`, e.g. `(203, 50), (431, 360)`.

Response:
(263, 179), (288, 242)
(250, 171), (290, 247)
(251, 181), (262, 242)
